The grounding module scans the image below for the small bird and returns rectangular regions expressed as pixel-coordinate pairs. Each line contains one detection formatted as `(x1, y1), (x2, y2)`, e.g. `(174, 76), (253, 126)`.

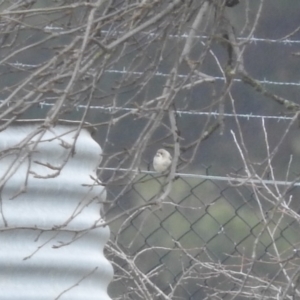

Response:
(153, 149), (172, 173)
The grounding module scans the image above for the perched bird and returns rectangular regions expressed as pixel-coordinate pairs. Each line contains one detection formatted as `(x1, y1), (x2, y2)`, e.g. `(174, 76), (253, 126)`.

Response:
(153, 149), (172, 173)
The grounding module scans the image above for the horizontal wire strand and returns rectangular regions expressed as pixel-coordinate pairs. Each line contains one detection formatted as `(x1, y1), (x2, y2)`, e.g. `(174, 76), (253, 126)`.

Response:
(44, 26), (300, 44)
(21, 102), (294, 121)
(99, 167), (300, 187)
(10, 62), (300, 87)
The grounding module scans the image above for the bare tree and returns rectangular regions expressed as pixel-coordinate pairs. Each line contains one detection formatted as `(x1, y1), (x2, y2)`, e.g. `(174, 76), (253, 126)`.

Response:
(1, 0), (300, 299)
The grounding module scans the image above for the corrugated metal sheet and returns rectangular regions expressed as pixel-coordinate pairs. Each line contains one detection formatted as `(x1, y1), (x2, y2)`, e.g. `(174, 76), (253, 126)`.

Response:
(0, 121), (113, 299)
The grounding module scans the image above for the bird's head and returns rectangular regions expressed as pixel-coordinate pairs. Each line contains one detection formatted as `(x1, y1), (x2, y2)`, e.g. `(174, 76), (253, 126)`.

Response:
(155, 149), (171, 160)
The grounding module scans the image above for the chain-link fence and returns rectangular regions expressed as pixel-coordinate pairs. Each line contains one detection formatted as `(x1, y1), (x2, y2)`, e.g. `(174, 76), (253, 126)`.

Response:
(103, 167), (300, 300)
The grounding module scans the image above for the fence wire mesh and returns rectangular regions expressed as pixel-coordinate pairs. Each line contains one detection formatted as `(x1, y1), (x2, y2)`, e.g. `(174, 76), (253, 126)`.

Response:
(102, 163), (300, 300)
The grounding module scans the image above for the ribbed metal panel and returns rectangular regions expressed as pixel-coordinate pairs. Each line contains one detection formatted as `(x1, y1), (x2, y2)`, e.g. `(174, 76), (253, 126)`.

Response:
(0, 121), (113, 300)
